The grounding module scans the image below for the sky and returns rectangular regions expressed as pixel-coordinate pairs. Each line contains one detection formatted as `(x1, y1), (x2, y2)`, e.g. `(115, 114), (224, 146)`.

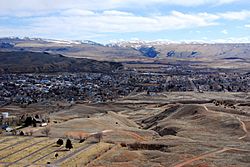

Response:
(0, 0), (250, 43)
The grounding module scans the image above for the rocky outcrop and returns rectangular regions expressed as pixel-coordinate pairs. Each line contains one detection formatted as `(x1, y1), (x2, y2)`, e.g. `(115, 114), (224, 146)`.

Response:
(166, 50), (199, 58)
(139, 47), (159, 58)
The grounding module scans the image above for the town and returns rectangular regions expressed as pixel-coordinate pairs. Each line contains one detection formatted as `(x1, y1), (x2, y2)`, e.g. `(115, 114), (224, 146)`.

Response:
(0, 67), (249, 107)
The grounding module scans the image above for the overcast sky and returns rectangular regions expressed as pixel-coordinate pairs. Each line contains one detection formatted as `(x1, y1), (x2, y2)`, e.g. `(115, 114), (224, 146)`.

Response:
(0, 0), (250, 43)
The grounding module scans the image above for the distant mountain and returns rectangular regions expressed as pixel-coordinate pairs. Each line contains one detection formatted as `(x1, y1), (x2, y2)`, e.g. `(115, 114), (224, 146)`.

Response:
(1, 37), (250, 62)
(0, 37), (145, 61)
(0, 37), (101, 45)
(110, 40), (250, 60)
(0, 51), (122, 73)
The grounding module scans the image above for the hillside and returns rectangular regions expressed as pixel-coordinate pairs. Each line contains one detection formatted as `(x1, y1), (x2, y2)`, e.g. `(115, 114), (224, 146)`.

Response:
(1, 91), (249, 166)
(112, 41), (250, 69)
(0, 51), (122, 73)
(113, 41), (250, 59)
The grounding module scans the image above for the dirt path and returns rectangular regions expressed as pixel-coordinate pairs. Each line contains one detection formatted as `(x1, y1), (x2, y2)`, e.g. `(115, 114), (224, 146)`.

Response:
(173, 147), (250, 167)
(236, 117), (249, 140)
(204, 104), (249, 140)
(203, 105), (210, 112)
(173, 148), (230, 167)
(100, 129), (145, 142)
(72, 129), (145, 142)
(122, 130), (145, 141)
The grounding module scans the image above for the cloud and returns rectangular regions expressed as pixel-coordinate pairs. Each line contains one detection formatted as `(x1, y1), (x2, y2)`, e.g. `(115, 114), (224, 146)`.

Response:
(61, 9), (96, 16)
(0, 10), (219, 40)
(109, 36), (250, 44)
(102, 10), (134, 16)
(0, 0), (249, 41)
(216, 0), (241, 5)
(0, 0), (243, 17)
(221, 29), (228, 34)
(210, 37), (250, 43)
(245, 24), (250, 28)
(114, 0), (241, 7)
(1, 9), (250, 40)
(0, 0), (118, 17)
(10, 9), (250, 33)
(219, 10), (250, 20)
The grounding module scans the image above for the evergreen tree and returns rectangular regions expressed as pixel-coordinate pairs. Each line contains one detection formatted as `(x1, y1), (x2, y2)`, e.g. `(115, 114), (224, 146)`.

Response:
(65, 139), (73, 150)
(56, 139), (64, 146)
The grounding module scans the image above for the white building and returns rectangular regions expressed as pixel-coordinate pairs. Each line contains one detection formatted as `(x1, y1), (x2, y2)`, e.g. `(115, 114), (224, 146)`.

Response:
(1, 112), (9, 119)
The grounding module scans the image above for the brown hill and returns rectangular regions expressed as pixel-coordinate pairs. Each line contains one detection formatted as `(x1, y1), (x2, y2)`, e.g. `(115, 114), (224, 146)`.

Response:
(141, 104), (244, 138)
(0, 51), (122, 73)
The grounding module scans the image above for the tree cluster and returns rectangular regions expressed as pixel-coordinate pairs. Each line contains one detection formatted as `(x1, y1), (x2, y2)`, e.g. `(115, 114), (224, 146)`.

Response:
(56, 138), (73, 150)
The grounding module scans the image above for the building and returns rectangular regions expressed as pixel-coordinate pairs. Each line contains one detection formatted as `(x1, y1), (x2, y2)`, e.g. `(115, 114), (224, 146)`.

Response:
(1, 112), (9, 119)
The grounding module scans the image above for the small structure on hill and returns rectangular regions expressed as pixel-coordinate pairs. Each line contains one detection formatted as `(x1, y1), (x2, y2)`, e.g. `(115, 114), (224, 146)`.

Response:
(1, 112), (9, 119)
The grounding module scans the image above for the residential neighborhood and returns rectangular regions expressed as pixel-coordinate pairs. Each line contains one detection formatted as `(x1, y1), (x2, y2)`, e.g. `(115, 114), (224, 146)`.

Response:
(0, 69), (249, 107)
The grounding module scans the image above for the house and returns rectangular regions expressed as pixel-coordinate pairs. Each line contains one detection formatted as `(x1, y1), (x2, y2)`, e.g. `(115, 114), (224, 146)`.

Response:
(1, 112), (9, 119)
(5, 127), (13, 132)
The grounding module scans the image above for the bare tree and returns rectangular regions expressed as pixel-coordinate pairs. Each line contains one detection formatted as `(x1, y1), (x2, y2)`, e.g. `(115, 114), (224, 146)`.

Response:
(93, 132), (103, 143)
(12, 129), (17, 135)
(78, 133), (86, 143)
(29, 130), (34, 136)
(41, 127), (51, 136)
